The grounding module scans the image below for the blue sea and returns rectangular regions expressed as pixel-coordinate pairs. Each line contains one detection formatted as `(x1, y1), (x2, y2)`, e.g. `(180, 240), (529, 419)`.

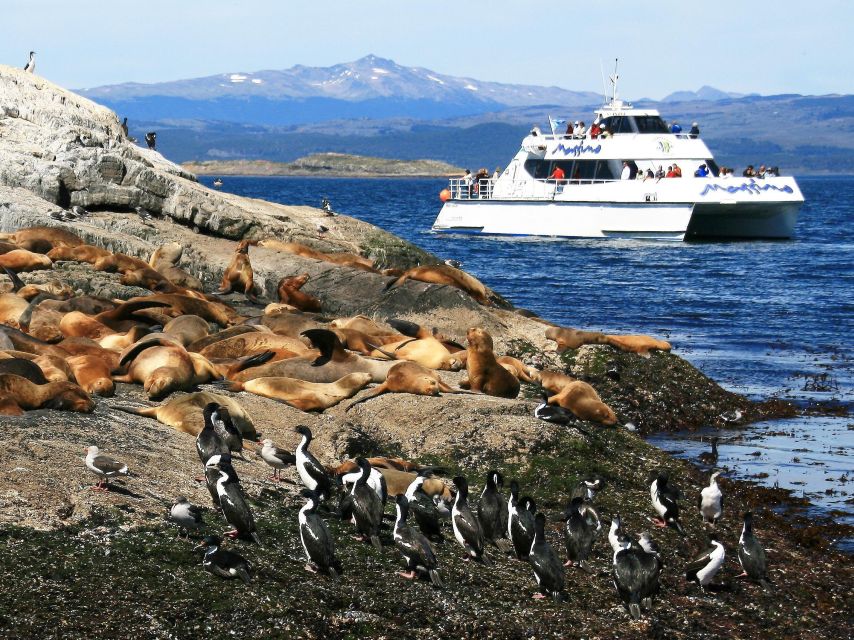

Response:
(203, 175), (853, 539)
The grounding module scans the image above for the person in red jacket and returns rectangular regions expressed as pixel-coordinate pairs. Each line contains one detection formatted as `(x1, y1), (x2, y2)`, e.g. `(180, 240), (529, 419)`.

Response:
(550, 165), (566, 181)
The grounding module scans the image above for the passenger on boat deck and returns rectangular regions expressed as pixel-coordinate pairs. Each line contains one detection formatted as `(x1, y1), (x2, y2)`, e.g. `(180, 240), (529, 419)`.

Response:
(565, 122), (574, 138)
(493, 167), (501, 180)
(574, 121), (586, 138)
(719, 167), (731, 178)
(462, 169), (473, 197)
(550, 165), (566, 181)
(473, 168), (490, 196)
(756, 165), (767, 179)
(600, 127), (612, 139)
(670, 121), (682, 134)
(743, 165), (755, 178)
(645, 168), (655, 180)
(620, 161), (631, 180)
(530, 125), (542, 137)
(672, 163), (682, 178)
(766, 166), (779, 177)
(655, 165), (665, 181)
(636, 168), (645, 180)
(689, 122), (700, 138)
(589, 121), (601, 138)
(694, 164), (710, 177)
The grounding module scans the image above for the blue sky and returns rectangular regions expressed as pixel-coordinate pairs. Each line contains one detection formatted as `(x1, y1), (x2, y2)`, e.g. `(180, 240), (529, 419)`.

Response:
(2, 0), (851, 99)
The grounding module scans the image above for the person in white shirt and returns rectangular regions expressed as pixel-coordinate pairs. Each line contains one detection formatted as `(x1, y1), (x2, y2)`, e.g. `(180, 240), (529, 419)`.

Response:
(492, 167), (501, 180)
(574, 121), (586, 138)
(620, 161), (631, 180)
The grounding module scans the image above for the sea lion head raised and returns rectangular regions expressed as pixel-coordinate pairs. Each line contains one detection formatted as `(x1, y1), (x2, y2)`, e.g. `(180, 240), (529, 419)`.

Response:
(466, 326), (494, 352)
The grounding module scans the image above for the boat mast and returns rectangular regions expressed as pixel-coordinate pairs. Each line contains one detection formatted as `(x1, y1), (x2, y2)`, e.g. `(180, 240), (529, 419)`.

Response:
(609, 58), (619, 106)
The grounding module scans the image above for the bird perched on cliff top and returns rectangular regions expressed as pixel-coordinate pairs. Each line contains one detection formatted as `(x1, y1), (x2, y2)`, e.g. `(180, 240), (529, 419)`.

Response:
(134, 206), (155, 225)
(169, 496), (205, 539)
(85, 445), (129, 491)
(321, 197), (334, 216)
(23, 51), (35, 73)
(316, 223), (329, 234)
(120, 117), (129, 138)
(194, 535), (252, 584)
(144, 131), (156, 150)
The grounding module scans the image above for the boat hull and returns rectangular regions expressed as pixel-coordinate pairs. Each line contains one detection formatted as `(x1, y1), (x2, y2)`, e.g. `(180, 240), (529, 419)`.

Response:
(685, 201), (800, 239)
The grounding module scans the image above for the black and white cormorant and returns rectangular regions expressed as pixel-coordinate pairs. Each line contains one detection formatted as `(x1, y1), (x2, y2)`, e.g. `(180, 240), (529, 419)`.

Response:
(570, 476), (606, 503)
(533, 391), (575, 425)
(394, 495), (443, 587)
(169, 496), (204, 538)
(205, 454), (261, 544)
(698, 470), (724, 526)
(649, 472), (686, 535)
(120, 117), (129, 137)
(144, 131), (156, 150)
(23, 51), (35, 74)
(529, 513), (566, 601)
(298, 489), (341, 578)
(341, 464), (388, 508)
(197, 403), (229, 465)
(698, 436), (720, 465)
(685, 534), (726, 590)
(259, 438), (295, 481)
(737, 511), (770, 588)
(404, 473), (444, 541)
(451, 476), (488, 563)
(348, 457), (383, 550)
(321, 197), (334, 216)
(563, 496), (597, 570)
(507, 480), (537, 561)
(194, 535), (252, 584)
(210, 405), (247, 460)
(294, 425), (333, 500)
(478, 470), (511, 552)
(612, 534), (662, 619)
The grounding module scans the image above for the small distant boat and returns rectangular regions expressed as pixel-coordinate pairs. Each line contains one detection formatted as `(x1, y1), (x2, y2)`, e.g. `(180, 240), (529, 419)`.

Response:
(213, 178), (224, 187)
(432, 65), (803, 241)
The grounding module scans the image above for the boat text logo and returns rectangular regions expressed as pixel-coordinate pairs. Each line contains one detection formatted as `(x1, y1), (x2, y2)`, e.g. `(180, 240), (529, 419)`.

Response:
(656, 138), (672, 153)
(699, 180), (795, 197)
(553, 143), (602, 157)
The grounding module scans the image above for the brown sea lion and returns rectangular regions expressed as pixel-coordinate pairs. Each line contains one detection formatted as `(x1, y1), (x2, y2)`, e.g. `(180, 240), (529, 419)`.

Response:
(334, 327), (403, 356)
(0, 373), (95, 415)
(198, 332), (313, 361)
(2, 350), (72, 382)
(257, 310), (321, 337)
(347, 360), (464, 410)
(129, 294), (238, 327)
(0, 293), (31, 327)
(57, 337), (121, 373)
(114, 391), (257, 437)
(230, 329), (395, 384)
(548, 381), (617, 425)
(330, 457), (429, 476)
(0, 325), (67, 360)
(257, 239), (376, 272)
(115, 337), (218, 399)
(218, 240), (257, 302)
(120, 266), (171, 290)
(496, 355), (538, 383)
(186, 325), (266, 353)
(163, 315), (210, 347)
(149, 243), (203, 290)
(46, 244), (112, 264)
(0, 250), (53, 272)
(604, 334), (672, 357)
(0, 266), (72, 301)
(67, 354), (115, 397)
(276, 274), (321, 312)
(0, 226), (82, 253)
(376, 468), (454, 501)
(329, 315), (397, 336)
(459, 327), (520, 399)
(533, 370), (577, 395)
(93, 253), (151, 274)
(369, 336), (463, 371)
(223, 373), (372, 412)
(385, 318), (465, 351)
(0, 357), (48, 384)
(544, 326), (608, 353)
(385, 264), (492, 306)
(262, 302), (298, 315)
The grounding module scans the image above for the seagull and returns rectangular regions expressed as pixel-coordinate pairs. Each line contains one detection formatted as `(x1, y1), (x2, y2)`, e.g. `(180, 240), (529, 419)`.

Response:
(84, 445), (129, 491)
(23, 51), (35, 74)
(259, 438), (296, 481)
(169, 497), (205, 538)
(70, 205), (90, 218)
(134, 206), (155, 223)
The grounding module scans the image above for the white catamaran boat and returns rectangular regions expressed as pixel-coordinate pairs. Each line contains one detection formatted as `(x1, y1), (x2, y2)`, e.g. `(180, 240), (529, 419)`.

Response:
(432, 73), (803, 241)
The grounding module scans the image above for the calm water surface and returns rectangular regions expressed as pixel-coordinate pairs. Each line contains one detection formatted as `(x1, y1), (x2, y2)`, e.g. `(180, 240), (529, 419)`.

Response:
(204, 175), (853, 538)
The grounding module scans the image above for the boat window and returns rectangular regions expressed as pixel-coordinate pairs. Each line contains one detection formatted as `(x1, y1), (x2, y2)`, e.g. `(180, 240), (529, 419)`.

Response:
(571, 160), (597, 181)
(610, 116), (635, 134)
(523, 159), (550, 179)
(634, 116), (669, 134)
(594, 161), (616, 181)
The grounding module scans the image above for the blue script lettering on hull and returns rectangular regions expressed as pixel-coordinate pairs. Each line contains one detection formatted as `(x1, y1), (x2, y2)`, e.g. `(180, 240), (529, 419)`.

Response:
(553, 143), (602, 157)
(700, 179), (794, 197)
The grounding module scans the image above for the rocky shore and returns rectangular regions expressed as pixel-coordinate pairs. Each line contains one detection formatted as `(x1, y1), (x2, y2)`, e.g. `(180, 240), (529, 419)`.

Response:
(0, 65), (851, 639)
(183, 153), (464, 178)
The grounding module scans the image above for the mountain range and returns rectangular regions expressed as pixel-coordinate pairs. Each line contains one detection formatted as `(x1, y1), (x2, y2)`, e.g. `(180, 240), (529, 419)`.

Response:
(79, 56), (854, 175)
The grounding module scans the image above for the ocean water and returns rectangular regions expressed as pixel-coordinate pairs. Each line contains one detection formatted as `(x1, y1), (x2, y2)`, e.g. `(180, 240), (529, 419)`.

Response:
(203, 175), (853, 534)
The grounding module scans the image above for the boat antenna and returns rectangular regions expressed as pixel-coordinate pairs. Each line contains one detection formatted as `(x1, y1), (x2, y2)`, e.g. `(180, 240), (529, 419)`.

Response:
(609, 58), (619, 104)
(599, 59), (608, 105)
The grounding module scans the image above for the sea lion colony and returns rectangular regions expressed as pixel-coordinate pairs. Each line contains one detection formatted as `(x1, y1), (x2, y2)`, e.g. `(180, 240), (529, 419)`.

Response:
(0, 223), (751, 616)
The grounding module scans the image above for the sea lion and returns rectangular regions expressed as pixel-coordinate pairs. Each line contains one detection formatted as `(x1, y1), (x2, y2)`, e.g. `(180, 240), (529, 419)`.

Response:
(257, 310), (321, 337)
(0, 325), (68, 360)
(222, 373), (372, 412)
(67, 354), (115, 397)
(116, 336), (219, 400)
(334, 327), (403, 356)
(0, 373), (95, 415)
(330, 457), (429, 476)
(120, 266), (172, 290)
(0, 357), (48, 384)
(218, 240), (257, 302)
(347, 360), (463, 410)
(496, 356), (538, 383)
(46, 244), (112, 264)
(198, 332), (313, 361)
(257, 239), (376, 272)
(230, 329), (395, 384)
(57, 337), (121, 373)
(545, 327), (608, 353)
(129, 294), (239, 327)
(187, 325), (266, 353)
(369, 336), (463, 371)
(604, 334), (672, 357)
(532, 370), (577, 395)
(0, 226), (82, 253)
(149, 243), (203, 290)
(163, 315), (210, 347)
(548, 381), (617, 425)
(2, 350), (72, 382)
(329, 315), (397, 336)
(0, 250), (52, 272)
(262, 302), (298, 315)
(385, 264), (492, 306)
(93, 253), (151, 274)
(114, 391), (257, 438)
(276, 274), (321, 312)
(376, 468), (454, 501)
(1, 266), (72, 301)
(459, 327), (520, 399)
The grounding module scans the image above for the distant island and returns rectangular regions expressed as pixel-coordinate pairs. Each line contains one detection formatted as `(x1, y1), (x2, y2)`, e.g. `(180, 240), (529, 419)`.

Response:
(183, 153), (464, 178)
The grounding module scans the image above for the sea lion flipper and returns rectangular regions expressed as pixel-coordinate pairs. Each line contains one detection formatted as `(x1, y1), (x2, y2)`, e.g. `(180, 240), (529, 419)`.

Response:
(385, 318), (421, 338)
(113, 403), (159, 418)
(231, 350), (275, 374)
(301, 329), (343, 366)
(95, 299), (171, 323)
(17, 292), (56, 333)
(2, 266), (26, 292)
(344, 384), (387, 411)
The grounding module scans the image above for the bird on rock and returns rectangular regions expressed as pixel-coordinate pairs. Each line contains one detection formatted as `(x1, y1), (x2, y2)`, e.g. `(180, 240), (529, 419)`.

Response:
(393, 495), (443, 587)
(298, 489), (341, 578)
(85, 445), (129, 491)
(169, 497), (205, 539)
(195, 535), (252, 584)
(259, 439), (295, 481)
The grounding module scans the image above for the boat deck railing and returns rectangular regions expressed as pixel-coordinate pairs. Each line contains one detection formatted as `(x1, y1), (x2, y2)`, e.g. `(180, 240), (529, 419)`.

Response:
(448, 177), (627, 201)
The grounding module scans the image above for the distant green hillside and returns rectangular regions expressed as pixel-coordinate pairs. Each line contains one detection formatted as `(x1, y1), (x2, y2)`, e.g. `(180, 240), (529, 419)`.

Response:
(183, 153), (463, 177)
